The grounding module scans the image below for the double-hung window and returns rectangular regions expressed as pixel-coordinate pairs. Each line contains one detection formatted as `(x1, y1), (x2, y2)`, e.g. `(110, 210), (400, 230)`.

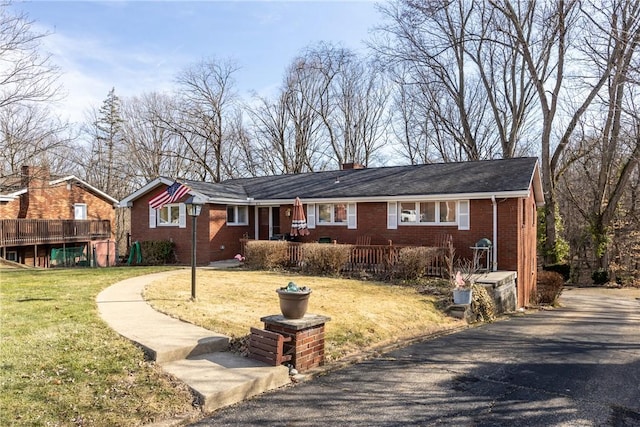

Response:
(317, 203), (347, 224)
(227, 205), (248, 225)
(157, 204), (181, 226)
(399, 201), (457, 225)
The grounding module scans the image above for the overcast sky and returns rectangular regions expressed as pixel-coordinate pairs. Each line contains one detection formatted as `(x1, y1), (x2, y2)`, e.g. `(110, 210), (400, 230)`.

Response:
(11, 0), (382, 124)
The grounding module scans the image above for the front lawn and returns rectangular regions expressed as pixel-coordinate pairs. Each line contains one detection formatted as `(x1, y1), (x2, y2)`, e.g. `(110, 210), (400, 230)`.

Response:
(1, 266), (462, 426)
(0, 267), (198, 426)
(144, 269), (463, 361)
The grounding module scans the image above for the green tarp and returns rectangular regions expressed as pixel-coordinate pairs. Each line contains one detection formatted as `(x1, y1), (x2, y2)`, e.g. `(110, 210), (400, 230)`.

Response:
(51, 246), (87, 267)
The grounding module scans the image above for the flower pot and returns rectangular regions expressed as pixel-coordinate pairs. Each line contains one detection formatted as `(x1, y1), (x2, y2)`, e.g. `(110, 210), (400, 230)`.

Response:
(453, 288), (472, 305)
(277, 289), (311, 319)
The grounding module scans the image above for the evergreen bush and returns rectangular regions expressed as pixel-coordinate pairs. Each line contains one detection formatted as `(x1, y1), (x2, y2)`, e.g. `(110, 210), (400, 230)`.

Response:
(139, 240), (176, 265)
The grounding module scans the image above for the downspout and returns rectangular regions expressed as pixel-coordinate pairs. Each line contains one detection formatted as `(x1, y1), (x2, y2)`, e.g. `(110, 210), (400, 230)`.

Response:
(254, 206), (259, 240)
(492, 195), (497, 271)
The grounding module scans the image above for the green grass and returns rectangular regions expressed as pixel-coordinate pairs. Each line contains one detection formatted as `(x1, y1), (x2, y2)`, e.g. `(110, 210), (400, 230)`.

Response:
(0, 267), (197, 427)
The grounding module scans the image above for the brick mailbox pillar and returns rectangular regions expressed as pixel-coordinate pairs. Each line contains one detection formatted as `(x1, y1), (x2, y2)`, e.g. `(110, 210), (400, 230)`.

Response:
(260, 314), (331, 373)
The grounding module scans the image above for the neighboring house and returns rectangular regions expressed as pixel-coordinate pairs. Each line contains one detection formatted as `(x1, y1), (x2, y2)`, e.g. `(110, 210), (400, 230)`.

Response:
(120, 157), (544, 308)
(0, 166), (118, 267)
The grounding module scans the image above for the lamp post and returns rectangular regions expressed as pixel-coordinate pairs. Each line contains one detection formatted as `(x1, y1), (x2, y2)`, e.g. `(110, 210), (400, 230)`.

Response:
(185, 196), (203, 300)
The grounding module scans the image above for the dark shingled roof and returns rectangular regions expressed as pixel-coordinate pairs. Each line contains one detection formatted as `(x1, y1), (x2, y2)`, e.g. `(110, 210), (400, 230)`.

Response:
(186, 157), (538, 201)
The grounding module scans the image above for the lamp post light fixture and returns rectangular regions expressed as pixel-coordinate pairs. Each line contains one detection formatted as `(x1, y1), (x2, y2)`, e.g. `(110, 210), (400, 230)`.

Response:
(184, 196), (203, 300)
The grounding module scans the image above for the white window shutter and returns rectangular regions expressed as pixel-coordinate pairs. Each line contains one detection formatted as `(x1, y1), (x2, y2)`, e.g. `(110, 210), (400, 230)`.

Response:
(307, 203), (316, 229)
(347, 203), (357, 229)
(458, 200), (470, 230)
(387, 202), (398, 230)
(179, 203), (186, 228)
(149, 206), (156, 229)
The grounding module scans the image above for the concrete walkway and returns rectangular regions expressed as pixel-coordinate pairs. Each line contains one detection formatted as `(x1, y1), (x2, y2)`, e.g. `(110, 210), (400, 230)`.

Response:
(96, 270), (290, 413)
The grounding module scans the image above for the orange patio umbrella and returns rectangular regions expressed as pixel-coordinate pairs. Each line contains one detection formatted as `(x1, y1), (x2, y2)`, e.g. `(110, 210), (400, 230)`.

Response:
(290, 197), (310, 236)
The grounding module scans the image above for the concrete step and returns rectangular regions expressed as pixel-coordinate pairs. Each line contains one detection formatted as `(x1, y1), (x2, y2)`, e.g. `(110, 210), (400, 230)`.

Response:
(162, 352), (291, 412)
(149, 334), (230, 364)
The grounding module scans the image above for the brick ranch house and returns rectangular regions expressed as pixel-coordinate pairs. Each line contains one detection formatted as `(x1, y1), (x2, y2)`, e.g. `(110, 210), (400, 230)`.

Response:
(0, 166), (117, 267)
(120, 157), (544, 308)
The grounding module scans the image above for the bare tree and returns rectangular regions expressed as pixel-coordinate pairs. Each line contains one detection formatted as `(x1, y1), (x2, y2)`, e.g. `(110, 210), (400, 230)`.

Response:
(292, 43), (392, 166)
(374, 0), (505, 162)
(120, 91), (191, 186)
(248, 57), (328, 175)
(170, 58), (242, 182)
(0, 3), (61, 109)
(249, 44), (390, 173)
(491, 0), (640, 264)
(0, 103), (72, 177)
(375, 0), (640, 267)
(0, 3), (68, 179)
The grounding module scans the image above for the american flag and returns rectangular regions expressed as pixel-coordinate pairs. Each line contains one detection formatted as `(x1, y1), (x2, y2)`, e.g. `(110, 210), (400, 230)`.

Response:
(148, 181), (190, 210)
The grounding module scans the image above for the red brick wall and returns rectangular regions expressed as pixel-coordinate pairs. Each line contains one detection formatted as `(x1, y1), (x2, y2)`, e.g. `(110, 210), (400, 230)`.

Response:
(284, 201), (517, 270)
(517, 191), (538, 307)
(0, 179), (115, 226)
(0, 199), (20, 217)
(207, 205), (255, 262)
(264, 323), (326, 372)
(130, 186), (538, 304)
(129, 189), (254, 265)
(130, 189), (201, 264)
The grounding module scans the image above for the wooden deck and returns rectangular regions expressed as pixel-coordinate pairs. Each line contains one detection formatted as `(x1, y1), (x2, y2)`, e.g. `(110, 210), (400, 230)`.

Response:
(0, 219), (111, 247)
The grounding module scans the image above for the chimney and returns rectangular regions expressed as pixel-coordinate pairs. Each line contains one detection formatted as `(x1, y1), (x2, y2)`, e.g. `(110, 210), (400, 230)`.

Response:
(341, 162), (365, 170)
(19, 165), (50, 218)
(21, 165), (50, 188)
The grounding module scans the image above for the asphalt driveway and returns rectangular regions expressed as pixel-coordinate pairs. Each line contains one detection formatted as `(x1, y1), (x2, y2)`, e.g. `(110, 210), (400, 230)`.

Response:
(192, 287), (640, 426)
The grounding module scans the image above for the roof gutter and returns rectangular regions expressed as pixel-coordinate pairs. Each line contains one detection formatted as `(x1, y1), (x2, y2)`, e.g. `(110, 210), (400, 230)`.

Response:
(230, 190), (532, 206)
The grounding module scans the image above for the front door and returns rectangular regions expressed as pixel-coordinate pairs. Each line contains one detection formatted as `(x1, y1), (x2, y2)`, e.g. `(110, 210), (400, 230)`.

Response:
(258, 207), (270, 240)
(271, 206), (280, 236)
(258, 207), (281, 240)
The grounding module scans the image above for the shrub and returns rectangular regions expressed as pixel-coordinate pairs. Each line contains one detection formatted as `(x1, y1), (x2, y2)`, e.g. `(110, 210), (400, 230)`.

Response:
(536, 271), (565, 305)
(591, 269), (609, 285)
(394, 247), (440, 280)
(244, 240), (289, 270)
(471, 284), (496, 322)
(544, 263), (571, 282)
(140, 240), (176, 265)
(301, 243), (352, 276)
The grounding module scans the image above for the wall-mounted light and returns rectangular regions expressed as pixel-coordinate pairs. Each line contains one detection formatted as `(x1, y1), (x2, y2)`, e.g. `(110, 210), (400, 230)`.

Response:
(285, 208), (292, 217)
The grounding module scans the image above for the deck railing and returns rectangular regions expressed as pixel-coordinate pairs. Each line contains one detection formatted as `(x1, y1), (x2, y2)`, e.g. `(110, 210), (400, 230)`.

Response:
(0, 219), (111, 247)
(240, 239), (447, 277)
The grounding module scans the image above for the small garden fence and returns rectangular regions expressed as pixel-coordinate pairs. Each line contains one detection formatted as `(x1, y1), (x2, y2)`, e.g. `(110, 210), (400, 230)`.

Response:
(240, 239), (447, 277)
